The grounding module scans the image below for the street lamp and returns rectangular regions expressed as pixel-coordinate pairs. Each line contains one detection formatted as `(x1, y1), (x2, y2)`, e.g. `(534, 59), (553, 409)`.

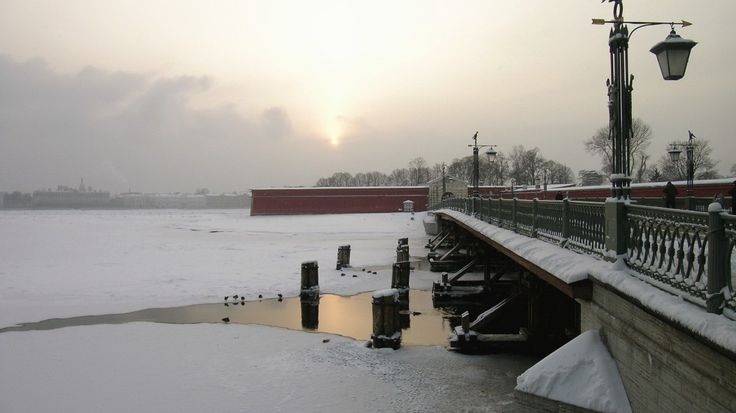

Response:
(593, 0), (696, 200)
(650, 29), (697, 80)
(543, 168), (549, 194)
(468, 131), (498, 198)
(667, 130), (696, 209)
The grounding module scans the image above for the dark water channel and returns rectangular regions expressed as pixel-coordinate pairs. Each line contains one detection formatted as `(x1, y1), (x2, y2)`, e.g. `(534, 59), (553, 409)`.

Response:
(0, 290), (462, 346)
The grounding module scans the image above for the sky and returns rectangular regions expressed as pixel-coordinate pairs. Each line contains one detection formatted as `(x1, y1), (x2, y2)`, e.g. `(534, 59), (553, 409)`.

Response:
(0, 0), (734, 193)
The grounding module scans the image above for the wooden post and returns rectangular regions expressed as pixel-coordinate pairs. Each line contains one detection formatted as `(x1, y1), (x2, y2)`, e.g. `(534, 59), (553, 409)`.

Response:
(336, 245), (351, 269)
(300, 298), (319, 330)
(399, 296), (410, 329)
(300, 261), (319, 299)
(396, 245), (409, 262)
(391, 261), (410, 292)
(461, 311), (470, 334)
(371, 289), (401, 349)
(396, 238), (409, 262)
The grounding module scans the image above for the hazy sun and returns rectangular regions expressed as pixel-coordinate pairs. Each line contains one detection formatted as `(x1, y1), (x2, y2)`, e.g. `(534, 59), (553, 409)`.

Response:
(330, 134), (340, 147)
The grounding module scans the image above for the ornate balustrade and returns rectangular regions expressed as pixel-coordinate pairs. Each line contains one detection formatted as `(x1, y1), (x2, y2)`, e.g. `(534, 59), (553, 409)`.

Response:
(567, 201), (606, 254)
(535, 200), (564, 243)
(722, 214), (736, 315)
(429, 197), (736, 318)
(626, 205), (709, 302)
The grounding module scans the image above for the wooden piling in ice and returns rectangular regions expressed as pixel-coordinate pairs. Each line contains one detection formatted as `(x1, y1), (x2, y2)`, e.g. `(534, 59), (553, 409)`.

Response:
(399, 296), (410, 329)
(371, 289), (401, 349)
(391, 261), (410, 292)
(461, 311), (470, 334)
(300, 298), (319, 330)
(300, 261), (319, 299)
(336, 245), (351, 269)
(396, 238), (409, 262)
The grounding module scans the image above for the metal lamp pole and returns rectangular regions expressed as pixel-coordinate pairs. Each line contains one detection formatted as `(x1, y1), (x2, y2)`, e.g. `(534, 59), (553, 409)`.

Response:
(595, 0), (695, 200)
(468, 131), (497, 198)
(686, 132), (695, 199)
(667, 131), (696, 209)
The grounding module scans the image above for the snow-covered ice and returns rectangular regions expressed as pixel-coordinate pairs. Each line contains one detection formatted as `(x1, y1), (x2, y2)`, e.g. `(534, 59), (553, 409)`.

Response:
(0, 323), (536, 413)
(0, 209), (438, 327)
(0, 209), (537, 412)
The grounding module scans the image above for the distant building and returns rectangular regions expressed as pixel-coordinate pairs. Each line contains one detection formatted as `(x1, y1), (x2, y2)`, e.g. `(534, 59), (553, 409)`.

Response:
(251, 186), (428, 216)
(205, 194), (249, 209)
(32, 190), (111, 208)
(114, 193), (207, 209)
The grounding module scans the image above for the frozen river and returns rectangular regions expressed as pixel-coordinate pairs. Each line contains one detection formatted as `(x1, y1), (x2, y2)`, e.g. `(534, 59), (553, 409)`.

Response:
(0, 209), (537, 412)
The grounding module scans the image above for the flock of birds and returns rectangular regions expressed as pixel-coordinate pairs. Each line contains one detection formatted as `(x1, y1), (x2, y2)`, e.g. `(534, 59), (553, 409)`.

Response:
(220, 293), (282, 323)
(341, 268), (378, 278)
(220, 268), (380, 323)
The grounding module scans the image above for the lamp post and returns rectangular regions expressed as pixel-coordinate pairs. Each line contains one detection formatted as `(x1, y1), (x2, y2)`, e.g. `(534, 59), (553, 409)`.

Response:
(594, 0), (696, 200)
(667, 130), (696, 209)
(441, 162), (447, 199)
(468, 131), (498, 198)
(543, 168), (549, 195)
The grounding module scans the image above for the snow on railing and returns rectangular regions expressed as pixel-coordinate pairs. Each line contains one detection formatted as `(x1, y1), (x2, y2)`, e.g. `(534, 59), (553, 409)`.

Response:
(429, 197), (736, 318)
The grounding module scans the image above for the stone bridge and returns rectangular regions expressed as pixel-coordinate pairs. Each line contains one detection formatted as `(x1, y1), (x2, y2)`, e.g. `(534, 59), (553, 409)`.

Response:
(426, 197), (736, 412)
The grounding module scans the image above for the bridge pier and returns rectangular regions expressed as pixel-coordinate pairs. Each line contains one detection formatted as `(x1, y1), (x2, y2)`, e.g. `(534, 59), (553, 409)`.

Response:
(430, 216), (586, 354)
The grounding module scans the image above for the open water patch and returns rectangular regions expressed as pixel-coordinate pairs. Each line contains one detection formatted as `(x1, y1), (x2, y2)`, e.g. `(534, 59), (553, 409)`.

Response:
(0, 290), (458, 346)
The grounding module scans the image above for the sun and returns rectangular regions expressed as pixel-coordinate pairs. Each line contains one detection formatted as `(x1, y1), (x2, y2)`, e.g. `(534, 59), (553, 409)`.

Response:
(330, 134), (340, 147)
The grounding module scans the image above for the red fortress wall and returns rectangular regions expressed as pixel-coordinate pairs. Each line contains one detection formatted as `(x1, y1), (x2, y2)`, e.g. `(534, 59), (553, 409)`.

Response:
(250, 187), (429, 216)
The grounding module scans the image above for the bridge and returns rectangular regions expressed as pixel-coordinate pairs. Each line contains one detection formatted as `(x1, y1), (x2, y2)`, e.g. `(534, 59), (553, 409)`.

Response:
(425, 197), (736, 412)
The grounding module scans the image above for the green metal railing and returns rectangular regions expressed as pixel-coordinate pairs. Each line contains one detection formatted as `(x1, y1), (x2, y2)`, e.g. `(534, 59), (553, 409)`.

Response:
(431, 197), (606, 256)
(719, 213), (736, 314)
(626, 205), (709, 300)
(429, 197), (736, 317)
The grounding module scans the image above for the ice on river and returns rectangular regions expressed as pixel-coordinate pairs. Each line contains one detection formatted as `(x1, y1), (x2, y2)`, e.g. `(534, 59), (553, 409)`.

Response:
(0, 209), (438, 327)
(0, 209), (538, 412)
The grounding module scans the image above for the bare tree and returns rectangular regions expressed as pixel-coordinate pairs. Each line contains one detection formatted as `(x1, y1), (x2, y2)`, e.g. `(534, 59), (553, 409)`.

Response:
(634, 153), (650, 183)
(408, 157), (431, 185)
(658, 138), (719, 181)
(584, 118), (652, 180)
(365, 171), (387, 186)
(509, 145), (545, 186)
(447, 156), (474, 184)
(387, 168), (410, 186)
(648, 166), (664, 182)
(544, 160), (574, 184)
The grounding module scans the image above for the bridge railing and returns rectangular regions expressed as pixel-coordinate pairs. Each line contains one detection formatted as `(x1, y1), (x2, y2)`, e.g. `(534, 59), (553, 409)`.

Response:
(626, 205), (710, 301)
(430, 198), (736, 317)
(433, 197), (607, 256)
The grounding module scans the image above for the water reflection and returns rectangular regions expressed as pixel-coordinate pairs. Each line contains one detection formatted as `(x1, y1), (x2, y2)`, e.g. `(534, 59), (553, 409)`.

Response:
(300, 297), (319, 330)
(0, 290), (455, 346)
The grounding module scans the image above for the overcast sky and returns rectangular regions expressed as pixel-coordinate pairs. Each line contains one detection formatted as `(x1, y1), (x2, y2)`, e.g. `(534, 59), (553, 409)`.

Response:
(1, 1), (734, 193)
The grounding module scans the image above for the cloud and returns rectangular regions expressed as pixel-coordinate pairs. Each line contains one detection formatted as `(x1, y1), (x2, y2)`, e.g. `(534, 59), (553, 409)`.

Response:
(261, 107), (293, 140)
(0, 55), (299, 193)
